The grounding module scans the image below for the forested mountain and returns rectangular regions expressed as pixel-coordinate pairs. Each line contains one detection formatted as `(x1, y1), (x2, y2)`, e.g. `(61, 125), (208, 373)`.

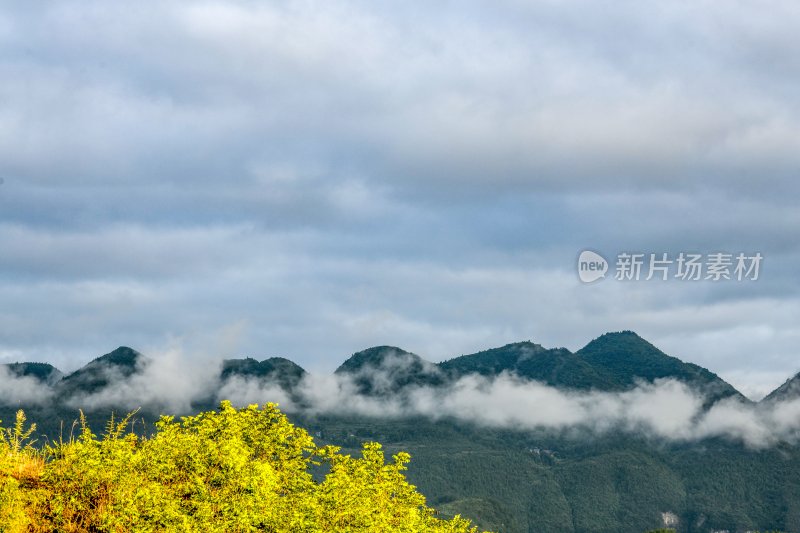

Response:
(2, 332), (799, 532)
(575, 331), (745, 403)
(439, 342), (619, 390)
(221, 356), (307, 391)
(763, 371), (800, 403)
(333, 332), (746, 400)
(54, 346), (142, 399)
(335, 346), (446, 394)
(1, 332), (753, 405)
(2, 362), (62, 384)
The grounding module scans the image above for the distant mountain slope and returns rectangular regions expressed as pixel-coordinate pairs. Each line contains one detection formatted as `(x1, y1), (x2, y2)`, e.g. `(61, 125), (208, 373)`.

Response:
(335, 346), (445, 394)
(1, 333), (748, 406)
(576, 331), (744, 402)
(55, 346), (142, 398)
(437, 333), (743, 404)
(438, 342), (619, 390)
(1, 362), (63, 384)
(2, 336), (798, 533)
(221, 356), (306, 391)
(763, 371), (800, 403)
(304, 413), (800, 533)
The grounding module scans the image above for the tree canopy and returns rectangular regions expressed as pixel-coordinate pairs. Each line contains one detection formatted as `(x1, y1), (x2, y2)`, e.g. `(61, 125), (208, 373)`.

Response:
(0, 402), (483, 532)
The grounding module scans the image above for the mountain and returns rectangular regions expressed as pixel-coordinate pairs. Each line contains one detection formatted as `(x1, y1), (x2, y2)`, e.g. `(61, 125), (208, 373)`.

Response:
(221, 356), (307, 392)
(0, 335), (747, 410)
(55, 346), (142, 398)
(576, 331), (744, 402)
(763, 371), (800, 403)
(1, 362), (63, 385)
(439, 341), (619, 390)
(3, 334), (745, 405)
(438, 332), (743, 405)
(296, 409), (800, 533)
(335, 346), (445, 394)
(3, 335), (800, 532)
(0, 362), (63, 408)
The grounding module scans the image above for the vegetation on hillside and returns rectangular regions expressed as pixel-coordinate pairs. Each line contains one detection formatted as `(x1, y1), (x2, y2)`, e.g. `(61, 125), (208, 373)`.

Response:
(0, 403), (483, 533)
(2, 333), (797, 532)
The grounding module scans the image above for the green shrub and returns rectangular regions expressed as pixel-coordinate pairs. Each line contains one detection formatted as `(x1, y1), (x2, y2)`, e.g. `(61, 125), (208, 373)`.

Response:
(0, 403), (484, 532)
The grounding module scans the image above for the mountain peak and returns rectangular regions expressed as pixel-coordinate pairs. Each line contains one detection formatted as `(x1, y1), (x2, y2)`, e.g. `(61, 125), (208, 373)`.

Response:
(95, 346), (141, 367)
(577, 332), (743, 402)
(335, 346), (420, 374)
(1, 362), (63, 385)
(763, 371), (800, 403)
(439, 342), (545, 374)
(56, 346), (144, 397)
(578, 332), (674, 373)
(438, 342), (622, 390)
(583, 331), (656, 350)
(335, 346), (442, 395)
(220, 356), (307, 392)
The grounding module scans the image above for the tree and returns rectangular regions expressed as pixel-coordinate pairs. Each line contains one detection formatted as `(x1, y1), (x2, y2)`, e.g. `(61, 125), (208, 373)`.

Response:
(0, 402), (484, 532)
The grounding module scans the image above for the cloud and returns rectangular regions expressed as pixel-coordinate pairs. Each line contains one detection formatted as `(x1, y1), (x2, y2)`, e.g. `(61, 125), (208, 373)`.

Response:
(65, 326), (245, 413)
(65, 345), (222, 414)
(26, 343), (800, 450)
(2, 1), (799, 195)
(284, 373), (800, 449)
(217, 376), (292, 411)
(0, 0), (799, 397)
(0, 366), (54, 406)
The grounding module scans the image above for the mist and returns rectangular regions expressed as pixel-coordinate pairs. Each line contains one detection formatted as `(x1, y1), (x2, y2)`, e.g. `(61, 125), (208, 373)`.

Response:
(0, 366), (55, 406)
(65, 344), (223, 414)
(284, 371), (800, 449)
(6, 347), (800, 450)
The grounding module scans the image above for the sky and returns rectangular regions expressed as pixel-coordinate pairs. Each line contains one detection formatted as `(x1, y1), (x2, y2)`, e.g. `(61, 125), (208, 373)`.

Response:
(0, 0), (799, 400)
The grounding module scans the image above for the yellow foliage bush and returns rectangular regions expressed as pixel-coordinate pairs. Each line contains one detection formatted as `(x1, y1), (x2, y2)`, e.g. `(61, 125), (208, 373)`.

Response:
(0, 402), (484, 532)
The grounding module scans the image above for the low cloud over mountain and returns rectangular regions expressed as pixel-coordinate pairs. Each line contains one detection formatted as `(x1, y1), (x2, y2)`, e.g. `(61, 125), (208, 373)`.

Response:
(2, 332), (799, 448)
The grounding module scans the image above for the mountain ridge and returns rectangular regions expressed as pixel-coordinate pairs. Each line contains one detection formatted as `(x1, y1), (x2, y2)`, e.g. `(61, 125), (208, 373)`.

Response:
(762, 371), (800, 403)
(1, 332), (788, 402)
(2, 333), (798, 533)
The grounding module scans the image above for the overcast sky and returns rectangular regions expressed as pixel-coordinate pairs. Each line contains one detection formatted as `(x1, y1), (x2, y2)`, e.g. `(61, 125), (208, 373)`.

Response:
(1, 1), (799, 399)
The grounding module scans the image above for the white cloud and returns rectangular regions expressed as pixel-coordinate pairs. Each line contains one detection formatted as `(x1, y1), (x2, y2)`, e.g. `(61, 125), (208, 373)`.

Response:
(0, 366), (54, 406)
(11, 336), (800, 449)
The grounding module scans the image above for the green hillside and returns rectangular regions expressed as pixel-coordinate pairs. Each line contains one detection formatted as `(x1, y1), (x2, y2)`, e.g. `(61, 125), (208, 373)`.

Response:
(576, 332), (744, 402)
(2, 362), (62, 384)
(221, 356), (307, 391)
(295, 414), (799, 533)
(2, 334), (798, 532)
(439, 342), (619, 390)
(54, 346), (142, 398)
(438, 332), (743, 406)
(335, 346), (446, 394)
(763, 372), (800, 403)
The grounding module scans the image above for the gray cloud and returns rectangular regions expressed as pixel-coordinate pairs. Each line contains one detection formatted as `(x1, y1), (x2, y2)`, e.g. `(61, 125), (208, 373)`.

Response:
(0, 0), (799, 397)
(3, 1), (799, 195)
